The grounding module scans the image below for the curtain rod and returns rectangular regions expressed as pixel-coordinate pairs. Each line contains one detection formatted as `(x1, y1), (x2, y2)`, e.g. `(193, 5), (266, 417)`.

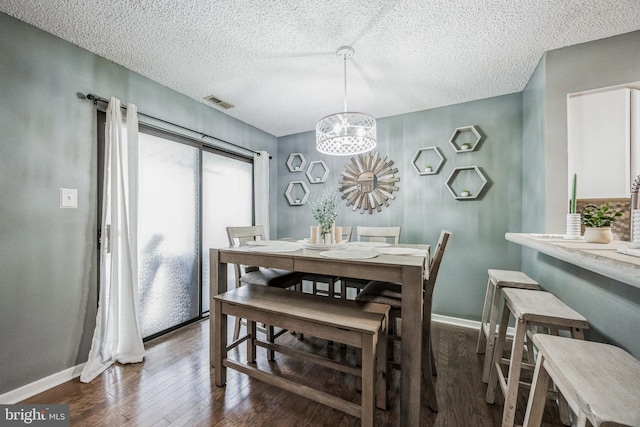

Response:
(83, 93), (270, 158)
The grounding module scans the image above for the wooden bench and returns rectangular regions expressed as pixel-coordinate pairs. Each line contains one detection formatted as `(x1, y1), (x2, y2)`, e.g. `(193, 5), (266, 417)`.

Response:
(213, 284), (389, 427)
(524, 334), (640, 427)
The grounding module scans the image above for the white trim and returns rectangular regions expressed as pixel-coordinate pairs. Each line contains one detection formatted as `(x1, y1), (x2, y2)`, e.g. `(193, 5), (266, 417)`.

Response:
(0, 363), (85, 404)
(432, 314), (480, 330)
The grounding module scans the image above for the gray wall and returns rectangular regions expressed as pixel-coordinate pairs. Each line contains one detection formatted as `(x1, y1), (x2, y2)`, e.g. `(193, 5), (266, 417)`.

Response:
(277, 94), (524, 320)
(0, 13), (278, 394)
(520, 31), (640, 357)
(521, 55), (546, 233)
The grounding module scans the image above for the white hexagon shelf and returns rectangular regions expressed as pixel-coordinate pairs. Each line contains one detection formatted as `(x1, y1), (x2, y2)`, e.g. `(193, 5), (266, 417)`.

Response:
(445, 166), (488, 200)
(412, 147), (445, 175)
(285, 181), (310, 205)
(306, 160), (330, 183)
(286, 152), (307, 172)
(449, 125), (482, 153)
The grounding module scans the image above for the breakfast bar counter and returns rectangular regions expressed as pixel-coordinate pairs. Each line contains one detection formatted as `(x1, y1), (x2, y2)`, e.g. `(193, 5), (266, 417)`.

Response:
(505, 233), (640, 289)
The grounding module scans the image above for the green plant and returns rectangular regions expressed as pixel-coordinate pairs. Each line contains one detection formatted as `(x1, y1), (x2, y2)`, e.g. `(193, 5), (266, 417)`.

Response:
(582, 203), (622, 228)
(310, 190), (341, 233)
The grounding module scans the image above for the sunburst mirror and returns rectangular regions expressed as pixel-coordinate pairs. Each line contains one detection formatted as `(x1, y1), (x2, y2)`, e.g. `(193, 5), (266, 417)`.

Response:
(339, 152), (400, 214)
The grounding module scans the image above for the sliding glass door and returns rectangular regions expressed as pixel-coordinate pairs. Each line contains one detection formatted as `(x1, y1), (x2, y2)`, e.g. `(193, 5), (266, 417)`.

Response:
(97, 112), (254, 339)
(202, 150), (253, 313)
(137, 132), (200, 338)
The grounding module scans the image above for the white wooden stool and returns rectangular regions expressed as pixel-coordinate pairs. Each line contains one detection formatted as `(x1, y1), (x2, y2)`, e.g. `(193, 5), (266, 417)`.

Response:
(524, 334), (640, 427)
(486, 288), (589, 427)
(477, 269), (539, 383)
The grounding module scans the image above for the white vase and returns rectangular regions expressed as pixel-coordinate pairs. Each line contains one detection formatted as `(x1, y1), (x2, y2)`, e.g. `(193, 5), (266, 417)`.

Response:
(564, 213), (582, 239)
(583, 227), (613, 244)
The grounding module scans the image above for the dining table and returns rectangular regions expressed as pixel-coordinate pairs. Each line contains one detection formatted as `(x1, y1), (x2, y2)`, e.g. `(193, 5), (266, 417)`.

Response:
(209, 241), (430, 426)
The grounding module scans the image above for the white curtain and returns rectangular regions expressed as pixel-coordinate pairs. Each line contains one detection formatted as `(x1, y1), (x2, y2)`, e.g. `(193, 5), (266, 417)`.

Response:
(254, 151), (270, 238)
(81, 97), (145, 383)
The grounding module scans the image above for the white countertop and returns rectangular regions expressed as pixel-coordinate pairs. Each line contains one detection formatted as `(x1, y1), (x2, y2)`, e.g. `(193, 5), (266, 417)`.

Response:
(505, 233), (640, 289)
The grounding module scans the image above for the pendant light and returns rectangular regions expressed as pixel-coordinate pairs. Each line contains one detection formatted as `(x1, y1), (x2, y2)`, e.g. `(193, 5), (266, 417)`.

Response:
(316, 46), (377, 156)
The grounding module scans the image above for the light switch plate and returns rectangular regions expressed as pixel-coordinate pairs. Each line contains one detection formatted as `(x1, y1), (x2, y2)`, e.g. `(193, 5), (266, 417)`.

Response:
(60, 188), (78, 209)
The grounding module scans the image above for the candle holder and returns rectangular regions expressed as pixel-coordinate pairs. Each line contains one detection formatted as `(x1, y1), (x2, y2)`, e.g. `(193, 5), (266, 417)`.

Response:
(564, 213), (582, 239)
(630, 210), (640, 249)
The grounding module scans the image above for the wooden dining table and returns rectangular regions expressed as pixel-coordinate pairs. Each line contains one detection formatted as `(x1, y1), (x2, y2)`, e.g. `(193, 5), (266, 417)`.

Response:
(209, 243), (429, 426)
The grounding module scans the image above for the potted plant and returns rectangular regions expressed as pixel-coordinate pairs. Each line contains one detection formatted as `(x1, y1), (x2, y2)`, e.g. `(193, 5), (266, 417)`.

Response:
(460, 189), (470, 197)
(310, 190), (341, 244)
(425, 165), (433, 173)
(581, 203), (623, 243)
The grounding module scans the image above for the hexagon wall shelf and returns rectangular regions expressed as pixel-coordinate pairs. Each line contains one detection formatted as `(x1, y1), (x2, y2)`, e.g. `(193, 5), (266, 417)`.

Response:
(285, 181), (310, 205)
(449, 125), (483, 153)
(286, 153), (307, 172)
(412, 147), (445, 175)
(445, 166), (488, 200)
(306, 160), (329, 183)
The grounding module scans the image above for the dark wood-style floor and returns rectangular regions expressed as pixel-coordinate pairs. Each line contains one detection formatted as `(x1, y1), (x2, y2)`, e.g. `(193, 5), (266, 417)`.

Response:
(23, 320), (565, 426)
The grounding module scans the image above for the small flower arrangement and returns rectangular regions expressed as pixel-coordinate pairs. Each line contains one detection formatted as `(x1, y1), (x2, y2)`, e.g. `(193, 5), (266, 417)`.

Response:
(310, 189), (341, 233)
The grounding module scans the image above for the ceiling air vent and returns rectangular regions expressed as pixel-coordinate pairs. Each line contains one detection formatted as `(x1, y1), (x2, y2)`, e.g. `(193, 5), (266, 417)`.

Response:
(204, 95), (234, 110)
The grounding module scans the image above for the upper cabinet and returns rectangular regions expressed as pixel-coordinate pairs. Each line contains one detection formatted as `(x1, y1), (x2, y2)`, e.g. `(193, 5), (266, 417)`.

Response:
(568, 86), (640, 198)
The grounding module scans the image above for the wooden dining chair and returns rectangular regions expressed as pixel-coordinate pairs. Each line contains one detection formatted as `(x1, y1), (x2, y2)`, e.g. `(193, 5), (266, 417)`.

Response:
(355, 226), (401, 244)
(340, 226), (401, 298)
(226, 225), (304, 340)
(355, 229), (452, 412)
(340, 225), (353, 242)
(305, 225), (353, 298)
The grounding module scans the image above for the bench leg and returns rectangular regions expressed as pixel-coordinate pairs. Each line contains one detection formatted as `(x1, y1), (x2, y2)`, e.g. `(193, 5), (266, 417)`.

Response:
(376, 319), (388, 410)
(361, 335), (375, 427)
(214, 300), (227, 387)
(523, 354), (550, 427)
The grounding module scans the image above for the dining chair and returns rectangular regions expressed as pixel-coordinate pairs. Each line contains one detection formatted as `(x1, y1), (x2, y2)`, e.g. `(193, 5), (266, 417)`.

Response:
(354, 229), (452, 412)
(340, 225), (353, 242)
(355, 226), (400, 244)
(340, 226), (401, 299)
(226, 225), (304, 340)
(306, 225), (353, 298)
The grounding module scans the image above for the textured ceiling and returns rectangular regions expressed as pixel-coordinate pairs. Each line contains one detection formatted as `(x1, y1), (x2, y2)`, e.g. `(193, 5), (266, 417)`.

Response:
(2, 1), (640, 137)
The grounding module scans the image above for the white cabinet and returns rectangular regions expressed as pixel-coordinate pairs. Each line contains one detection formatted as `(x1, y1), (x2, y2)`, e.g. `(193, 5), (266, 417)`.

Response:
(567, 87), (640, 198)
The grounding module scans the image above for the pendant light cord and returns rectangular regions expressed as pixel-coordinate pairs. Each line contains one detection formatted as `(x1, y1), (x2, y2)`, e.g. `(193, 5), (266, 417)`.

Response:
(343, 54), (348, 113)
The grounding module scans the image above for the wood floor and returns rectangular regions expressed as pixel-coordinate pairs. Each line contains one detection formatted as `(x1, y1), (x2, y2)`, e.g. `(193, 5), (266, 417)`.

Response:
(23, 319), (565, 426)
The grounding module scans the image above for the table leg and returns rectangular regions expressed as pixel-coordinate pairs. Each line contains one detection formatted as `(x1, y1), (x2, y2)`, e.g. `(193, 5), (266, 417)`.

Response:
(400, 264), (424, 426)
(214, 299), (227, 387)
(210, 248), (228, 366)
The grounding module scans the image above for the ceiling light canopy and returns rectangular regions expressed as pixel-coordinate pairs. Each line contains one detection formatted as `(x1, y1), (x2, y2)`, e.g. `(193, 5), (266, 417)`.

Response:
(316, 46), (376, 156)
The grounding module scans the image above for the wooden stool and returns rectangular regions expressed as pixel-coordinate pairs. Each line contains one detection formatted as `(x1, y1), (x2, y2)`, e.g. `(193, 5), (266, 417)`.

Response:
(486, 288), (589, 427)
(477, 269), (540, 383)
(524, 334), (640, 427)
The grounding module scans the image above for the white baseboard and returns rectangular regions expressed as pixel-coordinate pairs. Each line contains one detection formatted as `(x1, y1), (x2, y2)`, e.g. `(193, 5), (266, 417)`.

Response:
(0, 363), (85, 404)
(432, 314), (481, 330)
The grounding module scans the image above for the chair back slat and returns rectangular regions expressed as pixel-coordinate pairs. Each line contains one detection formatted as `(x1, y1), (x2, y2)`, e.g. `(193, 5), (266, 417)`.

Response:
(226, 225), (266, 281)
(356, 226), (401, 244)
(340, 225), (353, 242)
